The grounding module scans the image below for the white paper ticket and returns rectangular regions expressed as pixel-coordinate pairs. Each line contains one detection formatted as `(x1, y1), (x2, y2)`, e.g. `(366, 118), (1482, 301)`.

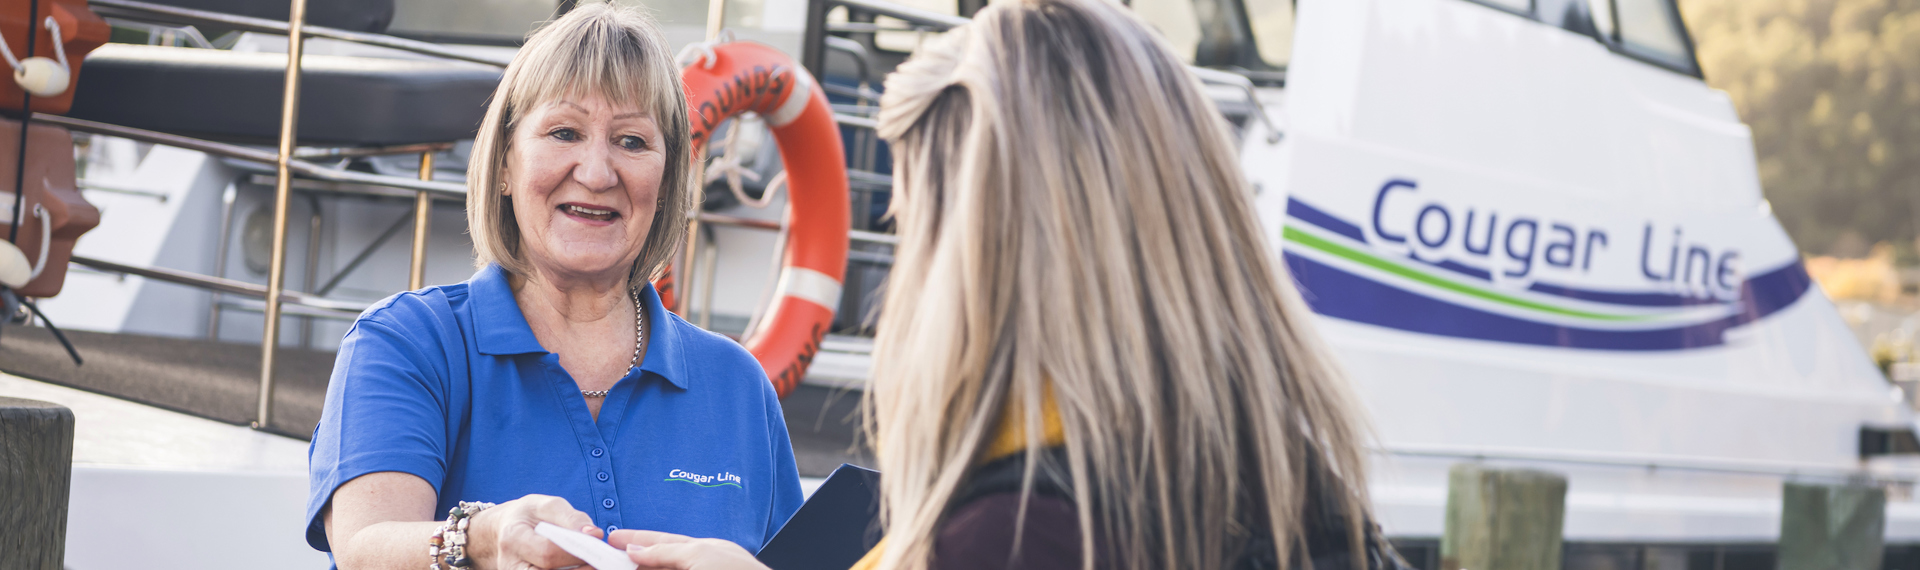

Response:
(534, 522), (639, 570)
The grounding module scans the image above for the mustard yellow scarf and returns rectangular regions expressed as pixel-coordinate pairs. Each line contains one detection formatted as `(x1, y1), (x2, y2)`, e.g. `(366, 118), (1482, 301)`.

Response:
(848, 393), (1065, 570)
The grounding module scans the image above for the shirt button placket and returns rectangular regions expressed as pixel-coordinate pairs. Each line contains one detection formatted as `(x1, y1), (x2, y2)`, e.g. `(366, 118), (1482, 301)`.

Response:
(587, 445), (620, 530)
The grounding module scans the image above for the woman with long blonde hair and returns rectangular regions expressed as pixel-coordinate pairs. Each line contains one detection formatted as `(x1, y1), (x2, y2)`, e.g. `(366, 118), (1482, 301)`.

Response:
(615, 0), (1405, 567)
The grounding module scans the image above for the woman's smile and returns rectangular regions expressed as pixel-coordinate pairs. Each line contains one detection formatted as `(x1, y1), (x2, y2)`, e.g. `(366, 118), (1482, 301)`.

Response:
(560, 202), (621, 224)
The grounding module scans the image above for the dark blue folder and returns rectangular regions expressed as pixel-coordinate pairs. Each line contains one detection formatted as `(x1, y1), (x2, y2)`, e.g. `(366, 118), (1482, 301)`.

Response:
(756, 464), (884, 570)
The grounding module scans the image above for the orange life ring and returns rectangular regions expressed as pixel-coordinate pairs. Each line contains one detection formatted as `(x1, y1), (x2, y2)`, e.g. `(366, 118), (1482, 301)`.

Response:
(657, 41), (849, 398)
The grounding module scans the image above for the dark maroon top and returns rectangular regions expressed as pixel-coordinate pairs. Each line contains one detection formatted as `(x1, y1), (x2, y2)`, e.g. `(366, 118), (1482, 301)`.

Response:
(926, 448), (1408, 570)
(930, 492), (1091, 570)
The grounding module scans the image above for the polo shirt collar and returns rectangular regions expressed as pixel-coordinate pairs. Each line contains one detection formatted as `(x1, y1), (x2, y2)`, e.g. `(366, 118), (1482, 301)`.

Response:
(634, 282), (690, 390)
(472, 264), (546, 356)
(469, 264), (690, 390)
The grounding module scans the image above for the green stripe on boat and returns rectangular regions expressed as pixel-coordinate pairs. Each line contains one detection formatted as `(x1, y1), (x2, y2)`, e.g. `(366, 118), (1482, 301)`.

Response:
(1282, 226), (1652, 322)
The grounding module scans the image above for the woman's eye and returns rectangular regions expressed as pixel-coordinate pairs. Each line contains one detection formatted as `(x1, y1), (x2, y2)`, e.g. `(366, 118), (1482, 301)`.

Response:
(618, 135), (646, 151)
(549, 128), (579, 142)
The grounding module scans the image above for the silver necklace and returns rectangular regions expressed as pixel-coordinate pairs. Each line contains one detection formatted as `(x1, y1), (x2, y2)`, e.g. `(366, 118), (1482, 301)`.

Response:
(582, 287), (643, 399)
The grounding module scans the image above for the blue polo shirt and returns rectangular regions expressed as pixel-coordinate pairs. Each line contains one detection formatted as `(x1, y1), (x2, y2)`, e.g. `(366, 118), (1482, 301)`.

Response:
(305, 264), (803, 554)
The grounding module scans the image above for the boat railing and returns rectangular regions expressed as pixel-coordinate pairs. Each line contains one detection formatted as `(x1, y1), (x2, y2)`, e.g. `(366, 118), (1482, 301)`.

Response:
(67, 254), (367, 315)
(54, 0), (541, 429)
(40, 115), (430, 334)
(39, 115), (465, 199)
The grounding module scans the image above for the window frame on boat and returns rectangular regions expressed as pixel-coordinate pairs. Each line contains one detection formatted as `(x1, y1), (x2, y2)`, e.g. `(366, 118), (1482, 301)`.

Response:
(1460, 0), (1704, 79)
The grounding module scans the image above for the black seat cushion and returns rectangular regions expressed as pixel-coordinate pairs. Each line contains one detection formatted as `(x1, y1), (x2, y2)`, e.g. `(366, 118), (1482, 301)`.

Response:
(143, 0), (395, 33)
(67, 44), (501, 146)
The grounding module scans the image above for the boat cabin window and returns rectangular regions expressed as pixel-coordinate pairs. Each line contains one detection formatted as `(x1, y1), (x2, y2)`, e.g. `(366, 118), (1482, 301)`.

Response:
(1586, 0), (1615, 38)
(1534, 0), (1600, 36)
(1129, 0), (1292, 76)
(1462, 0), (1701, 78)
(1245, 0), (1294, 68)
(1131, 0), (1203, 62)
(1610, 0), (1699, 75)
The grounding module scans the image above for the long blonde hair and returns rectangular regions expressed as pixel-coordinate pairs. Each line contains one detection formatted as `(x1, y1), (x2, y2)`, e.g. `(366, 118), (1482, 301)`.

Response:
(867, 0), (1377, 568)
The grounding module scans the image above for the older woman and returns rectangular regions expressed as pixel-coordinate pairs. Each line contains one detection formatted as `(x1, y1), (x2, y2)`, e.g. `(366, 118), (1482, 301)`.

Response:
(304, 4), (803, 569)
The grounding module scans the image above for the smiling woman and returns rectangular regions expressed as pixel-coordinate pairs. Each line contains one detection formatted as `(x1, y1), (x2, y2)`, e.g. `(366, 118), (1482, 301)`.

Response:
(304, 4), (805, 570)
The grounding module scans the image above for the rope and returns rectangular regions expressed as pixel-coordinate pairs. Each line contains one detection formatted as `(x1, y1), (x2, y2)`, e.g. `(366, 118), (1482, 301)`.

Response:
(703, 116), (786, 210)
(674, 30), (735, 70)
(43, 17), (65, 72)
(25, 203), (45, 280)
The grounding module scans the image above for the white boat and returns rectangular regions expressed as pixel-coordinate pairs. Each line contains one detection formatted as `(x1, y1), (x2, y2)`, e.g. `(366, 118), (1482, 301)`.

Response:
(1, 0), (1912, 568)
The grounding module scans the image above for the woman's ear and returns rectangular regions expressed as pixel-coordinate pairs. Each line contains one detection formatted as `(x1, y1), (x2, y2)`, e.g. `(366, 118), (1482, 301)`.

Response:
(498, 139), (516, 196)
(499, 161), (513, 196)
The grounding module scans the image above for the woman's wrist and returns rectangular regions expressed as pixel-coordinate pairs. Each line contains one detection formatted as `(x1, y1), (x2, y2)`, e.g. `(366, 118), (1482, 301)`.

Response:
(464, 505), (502, 570)
(429, 501), (498, 570)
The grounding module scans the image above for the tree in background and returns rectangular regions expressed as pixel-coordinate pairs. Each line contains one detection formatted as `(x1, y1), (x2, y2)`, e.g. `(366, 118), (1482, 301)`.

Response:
(1683, 0), (1920, 260)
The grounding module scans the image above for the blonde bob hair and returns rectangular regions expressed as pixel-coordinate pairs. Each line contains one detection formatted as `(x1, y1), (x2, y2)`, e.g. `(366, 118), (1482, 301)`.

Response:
(868, 0), (1378, 568)
(466, 2), (692, 284)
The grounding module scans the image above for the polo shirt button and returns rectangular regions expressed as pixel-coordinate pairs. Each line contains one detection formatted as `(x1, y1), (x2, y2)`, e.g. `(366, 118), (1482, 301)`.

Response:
(597, 471), (609, 482)
(602, 498), (615, 509)
(607, 525), (619, 534)
(591, 448), (604, 457)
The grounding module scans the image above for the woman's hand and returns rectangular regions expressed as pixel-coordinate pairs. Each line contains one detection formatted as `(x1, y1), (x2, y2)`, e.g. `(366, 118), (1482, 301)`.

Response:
(609, 530), (769, 570)
(470, 494), (603, 570)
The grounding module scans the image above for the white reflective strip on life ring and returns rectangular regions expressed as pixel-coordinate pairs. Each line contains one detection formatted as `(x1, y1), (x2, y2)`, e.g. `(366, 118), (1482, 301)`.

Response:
(775, 266), (842, 312)
(766, 68), (814, 128)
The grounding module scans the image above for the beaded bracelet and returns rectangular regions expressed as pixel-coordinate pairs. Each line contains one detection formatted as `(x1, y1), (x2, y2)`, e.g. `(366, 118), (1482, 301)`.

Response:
(428, 501), (496, 570)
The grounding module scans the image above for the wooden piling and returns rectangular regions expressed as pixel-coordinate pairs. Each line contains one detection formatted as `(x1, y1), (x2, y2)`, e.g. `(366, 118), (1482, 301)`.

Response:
(1778, 482), (1885, 570)
(1441, 463), (1567, 570)
(0, 397), (74, 570)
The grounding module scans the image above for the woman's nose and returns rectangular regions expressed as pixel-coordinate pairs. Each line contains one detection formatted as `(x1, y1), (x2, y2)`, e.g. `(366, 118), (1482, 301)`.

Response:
(571, 139), (619, 191)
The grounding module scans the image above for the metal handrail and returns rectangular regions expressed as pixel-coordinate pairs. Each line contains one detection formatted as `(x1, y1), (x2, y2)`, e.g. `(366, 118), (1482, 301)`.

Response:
(1187, 67), (1283, 144)
(849, 228), (897, 246)
(36, 114), (467, 199)
(69, 255), (368, 314)
(295, 141), (455, 161)
(89, 0), (512, 67)
(243, 173), (458, 202)
(833, 113), (878, 130)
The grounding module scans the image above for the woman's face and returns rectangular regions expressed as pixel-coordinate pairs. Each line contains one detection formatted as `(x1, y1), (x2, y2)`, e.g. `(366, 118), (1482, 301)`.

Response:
(504, 93), (665, 285)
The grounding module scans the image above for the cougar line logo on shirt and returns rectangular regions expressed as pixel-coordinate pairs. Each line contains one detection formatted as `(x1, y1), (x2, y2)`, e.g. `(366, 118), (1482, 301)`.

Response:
(666, 469), (743, 489)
